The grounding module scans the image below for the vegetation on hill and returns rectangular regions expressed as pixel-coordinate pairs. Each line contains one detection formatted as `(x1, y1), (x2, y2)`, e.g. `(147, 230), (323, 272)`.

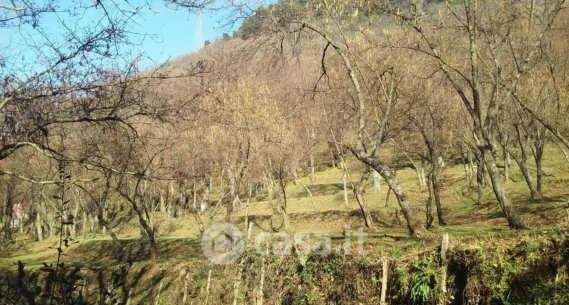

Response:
(1, 0), (569, 304)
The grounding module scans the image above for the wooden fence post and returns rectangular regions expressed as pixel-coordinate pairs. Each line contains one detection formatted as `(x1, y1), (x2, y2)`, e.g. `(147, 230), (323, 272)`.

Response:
(205, 268), (212, 305)
(439, 233), (450, 305)
(255, 248), (268, 305)
(380, 257), (388, 305)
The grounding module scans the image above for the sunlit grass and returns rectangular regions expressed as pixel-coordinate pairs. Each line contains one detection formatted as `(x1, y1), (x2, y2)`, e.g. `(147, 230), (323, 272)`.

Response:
(1, 147), (568, 269)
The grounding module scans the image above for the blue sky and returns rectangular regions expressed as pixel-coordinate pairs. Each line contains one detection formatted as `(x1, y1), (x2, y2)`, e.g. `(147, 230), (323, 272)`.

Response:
(0, 0), (273, 71)
(133, 1), (239, 66)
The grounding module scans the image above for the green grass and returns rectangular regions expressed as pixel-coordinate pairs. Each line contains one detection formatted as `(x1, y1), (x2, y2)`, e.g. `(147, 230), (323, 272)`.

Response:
(1, 147), (569, 270)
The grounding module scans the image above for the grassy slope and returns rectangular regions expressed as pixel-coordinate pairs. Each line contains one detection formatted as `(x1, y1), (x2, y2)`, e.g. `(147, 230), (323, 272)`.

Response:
(1, 147), (569, 269)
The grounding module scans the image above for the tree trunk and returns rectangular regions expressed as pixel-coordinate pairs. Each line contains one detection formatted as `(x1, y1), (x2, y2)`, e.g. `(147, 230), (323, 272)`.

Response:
(535, 153), (543, 197)
(418, 167), (427, 189)
(122, 191), (159, 259)
(146, 229), (159, 260)
(354, 190), (373, 228)
(462, 146), (474, 184)
(349, 150), (424, 237)
(475, 150), (485, 205)
(503, 147), (510, 182)
(341, 160), (350, 208)
(159, 192), (166, 214)
(279, 180), (289, 231)
(82, 210), (87, 237)
(381, 176), (422, 236)
(89, 214), (96, 234)
(467, 150), (476, 186)
(70, 195), (80, 237)
(510, 127), (542, 201)
(372, 170), (381, 192)
(309, 153), (316, 184)
(169, 183), (177, 217)
(425, 181), (434, 229)
(405, 153), (426, 190)
(430, 153), (446, 226)
(2, 181), (15, 242)
(484, 153), (527, 229)
(226, 174), (235, 223)
(35, 212), (43, 241)
(264, 171), (274, 200)
(192, 182), (198, 212)
(385, 186), (391, 208)
(511, 153), (541, 201)
(556, 141), (569, 163)
(100, 206), (107, 235)
(431, 177), (446, 226)
(533, 139), (545, 198)
(353, 169), (374, 228)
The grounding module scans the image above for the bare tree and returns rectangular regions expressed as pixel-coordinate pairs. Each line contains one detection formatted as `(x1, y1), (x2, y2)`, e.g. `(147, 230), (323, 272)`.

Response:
(404, 77), (458, 226)
(277, 15), (425, 236)
(391, 0), (567, 228)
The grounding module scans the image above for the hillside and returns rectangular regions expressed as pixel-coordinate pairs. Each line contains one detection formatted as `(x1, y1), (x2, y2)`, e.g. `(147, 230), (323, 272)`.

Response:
(2, 1), (569, 305)
(2, 148), (569, 304)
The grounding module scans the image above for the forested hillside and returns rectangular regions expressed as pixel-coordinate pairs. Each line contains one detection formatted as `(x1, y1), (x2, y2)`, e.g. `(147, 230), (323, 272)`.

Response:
(1, 1), (569, 305)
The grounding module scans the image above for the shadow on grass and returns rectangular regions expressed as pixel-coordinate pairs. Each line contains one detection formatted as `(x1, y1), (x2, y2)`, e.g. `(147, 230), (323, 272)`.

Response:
(306, 183), (350, 196)
(61, 237), (203, 268)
